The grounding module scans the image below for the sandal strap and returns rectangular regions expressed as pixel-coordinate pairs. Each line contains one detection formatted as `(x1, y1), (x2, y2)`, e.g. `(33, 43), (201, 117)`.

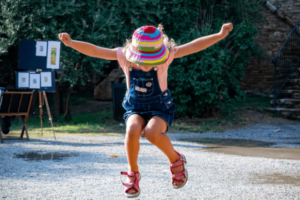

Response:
(170, 159), (185, 168)
(170, 151), (186, 168)
(170, 151), (187, 186)
(120, 171), (135, 177)
(120, 171), (140, 193)
(172, 170), (186, 180)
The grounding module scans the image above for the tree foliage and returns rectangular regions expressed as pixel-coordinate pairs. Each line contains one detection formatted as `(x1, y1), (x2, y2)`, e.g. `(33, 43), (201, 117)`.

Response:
(0, 0), (263, 117)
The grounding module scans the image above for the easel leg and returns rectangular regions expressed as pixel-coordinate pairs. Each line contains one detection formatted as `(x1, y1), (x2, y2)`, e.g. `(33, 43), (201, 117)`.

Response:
(43, 91), (56, 140)
(39, 92), (43, 136)
(20, 116), (25, 139)
(25, 123), (29, 141)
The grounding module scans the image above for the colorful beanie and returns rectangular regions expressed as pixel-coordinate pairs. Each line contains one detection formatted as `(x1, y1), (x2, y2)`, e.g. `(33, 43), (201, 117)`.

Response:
(125, 26), (170, 66)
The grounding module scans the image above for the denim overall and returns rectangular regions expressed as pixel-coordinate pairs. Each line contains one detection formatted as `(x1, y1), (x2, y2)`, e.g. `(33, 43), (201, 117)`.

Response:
(122, 67), (176, 131)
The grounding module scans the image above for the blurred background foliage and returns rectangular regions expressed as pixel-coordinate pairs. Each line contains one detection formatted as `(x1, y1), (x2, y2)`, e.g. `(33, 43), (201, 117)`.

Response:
(0, 0), (264, 117)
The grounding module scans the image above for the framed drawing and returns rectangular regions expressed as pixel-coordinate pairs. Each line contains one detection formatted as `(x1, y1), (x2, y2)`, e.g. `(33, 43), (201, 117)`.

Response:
(16, 72), (30, 88)
(36, 41), (47, 57)
(46, 41), (61, 69)
(41, 72), (52, 87)
(29, 73), (40, 89)
(39, 71), (55, 92)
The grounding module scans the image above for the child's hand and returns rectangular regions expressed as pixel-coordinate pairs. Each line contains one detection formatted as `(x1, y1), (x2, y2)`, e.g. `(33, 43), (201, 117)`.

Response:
(58, 33), (73, 46)
(219, 23), (233, 38)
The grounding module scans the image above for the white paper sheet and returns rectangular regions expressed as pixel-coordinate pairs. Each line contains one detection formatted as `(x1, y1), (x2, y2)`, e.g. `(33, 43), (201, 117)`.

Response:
(46, 41), (61, 69)
(36, 41), (47, 56)
(18, 72), (29, 88)
(29, 73), (40, 89)
(41, 72), (52, 87)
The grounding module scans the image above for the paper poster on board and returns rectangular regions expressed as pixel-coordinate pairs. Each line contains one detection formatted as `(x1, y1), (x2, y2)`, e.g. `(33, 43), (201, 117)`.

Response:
(36, 41), (47, 56)
(46, 41), (61, 69)
(29, 73), (40, 89)
(41, 72), (52, 87)
(18, 72), (29, 88)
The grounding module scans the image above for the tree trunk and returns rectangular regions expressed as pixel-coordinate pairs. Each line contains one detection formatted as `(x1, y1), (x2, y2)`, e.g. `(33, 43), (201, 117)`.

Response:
(64, 85), (74, 121)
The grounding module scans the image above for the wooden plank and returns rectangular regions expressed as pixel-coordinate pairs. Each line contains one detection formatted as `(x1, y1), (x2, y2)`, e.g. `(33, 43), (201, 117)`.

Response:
(7, 94), (13, 113)
(25, 91), (34, 123)
(0, 113), (28, 116)
(18, 94), (23, 113)
(3, 91), (34, 94)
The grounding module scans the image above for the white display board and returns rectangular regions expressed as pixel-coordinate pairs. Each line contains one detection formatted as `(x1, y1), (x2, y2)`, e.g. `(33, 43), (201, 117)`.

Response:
(29, 73), (41, 89)
(46, 41), (61, 69)
(18, 72), (29, 88)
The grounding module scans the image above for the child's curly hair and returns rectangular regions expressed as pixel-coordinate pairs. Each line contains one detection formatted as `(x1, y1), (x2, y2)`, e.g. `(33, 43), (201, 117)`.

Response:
(123, 24), (177, 54)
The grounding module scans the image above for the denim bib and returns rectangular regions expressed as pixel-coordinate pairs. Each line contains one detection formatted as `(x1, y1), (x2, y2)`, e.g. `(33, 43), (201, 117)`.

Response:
(122, 67), (176, 131)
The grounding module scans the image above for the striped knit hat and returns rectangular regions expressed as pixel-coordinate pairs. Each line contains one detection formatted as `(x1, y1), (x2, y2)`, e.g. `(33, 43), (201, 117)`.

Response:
(125, 26), (170, 66)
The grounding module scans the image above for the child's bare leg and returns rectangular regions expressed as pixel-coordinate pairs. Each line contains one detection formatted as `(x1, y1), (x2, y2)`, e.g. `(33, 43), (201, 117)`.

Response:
(144, 116), (186, 186)
(124, 114), (145, 194)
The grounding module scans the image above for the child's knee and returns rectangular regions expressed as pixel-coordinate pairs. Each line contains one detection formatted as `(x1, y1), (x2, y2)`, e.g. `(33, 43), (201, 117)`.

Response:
(126, 123), (143, 140)
(144, 127), (160, 143)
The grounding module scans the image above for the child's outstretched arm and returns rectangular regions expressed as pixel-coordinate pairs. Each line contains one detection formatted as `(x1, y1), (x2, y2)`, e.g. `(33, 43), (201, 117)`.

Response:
(174, 23), (233, 59)
(58, 33), (118, 60)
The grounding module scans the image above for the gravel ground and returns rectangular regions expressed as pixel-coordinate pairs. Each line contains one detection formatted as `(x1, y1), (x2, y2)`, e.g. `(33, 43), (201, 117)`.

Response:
(1, 123), (300, 200)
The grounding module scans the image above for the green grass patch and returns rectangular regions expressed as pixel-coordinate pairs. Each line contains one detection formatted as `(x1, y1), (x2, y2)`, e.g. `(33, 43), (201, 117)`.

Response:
(9, 106), (125, 138)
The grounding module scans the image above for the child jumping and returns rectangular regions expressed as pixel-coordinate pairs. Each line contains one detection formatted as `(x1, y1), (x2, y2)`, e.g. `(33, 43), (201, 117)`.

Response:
(58, 23), (233, 198)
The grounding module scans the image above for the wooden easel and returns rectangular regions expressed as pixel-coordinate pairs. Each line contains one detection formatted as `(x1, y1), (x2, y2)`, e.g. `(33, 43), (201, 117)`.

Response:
(36, 69), (56, 140)
(0, 91), (34, 143)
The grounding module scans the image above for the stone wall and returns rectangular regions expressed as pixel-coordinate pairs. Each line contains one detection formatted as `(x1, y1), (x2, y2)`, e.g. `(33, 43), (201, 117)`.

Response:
(241, 0), (300, 94)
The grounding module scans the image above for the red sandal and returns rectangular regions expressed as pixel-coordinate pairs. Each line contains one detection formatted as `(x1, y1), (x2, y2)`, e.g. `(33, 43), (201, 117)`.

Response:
(120, 171), (141, 198)
(170, 151), (188, 189)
